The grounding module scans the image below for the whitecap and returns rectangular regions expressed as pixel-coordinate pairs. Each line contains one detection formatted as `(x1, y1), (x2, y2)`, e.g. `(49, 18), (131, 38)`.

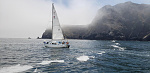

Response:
(77, 56), (89, 61)
(34, 68), (37, 72)
(97, 51), (105, 55)
(38, 60), (64, 65)
(115, 43), (120, 45)
(112, 40), (116, 42)
(111, 45), (125, 51)
(0, 64), (33, 73)
(89, 56), (95, 58)
(37, 61), (51, 65)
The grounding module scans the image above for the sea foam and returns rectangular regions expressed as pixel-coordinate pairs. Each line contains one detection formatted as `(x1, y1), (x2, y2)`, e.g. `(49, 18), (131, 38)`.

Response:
(38, 60), (64, 65)
(97, 51), (105, 55)
(33, 68), (37, 72)
(112, 40), (116, 42)
(111, 45), (125, 51)
(77, 56), (89, 61)
(115, 43), (120, 45)
(0, 64), (33, 73)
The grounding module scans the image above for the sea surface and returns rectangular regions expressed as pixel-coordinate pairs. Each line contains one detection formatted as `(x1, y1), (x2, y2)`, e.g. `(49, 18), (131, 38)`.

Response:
(0, 38), (150, 73)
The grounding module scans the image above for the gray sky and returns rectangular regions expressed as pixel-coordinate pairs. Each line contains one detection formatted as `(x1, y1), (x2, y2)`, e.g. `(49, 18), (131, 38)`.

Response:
(0, 0), (150, 38)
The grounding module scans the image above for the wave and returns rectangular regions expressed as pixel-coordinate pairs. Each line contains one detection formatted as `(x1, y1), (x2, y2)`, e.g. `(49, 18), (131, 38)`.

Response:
(77, 56), (89, 61)
(38, 60), (64, 65)
(97, 51), (105, 55)
(111, 45), (125, 51)
(112, 40), (116, 42)
(0, 64), (33, 73)
(34, 68), (37, 72)
(89, 56), (95, 58)
(115, 43), (120, 45)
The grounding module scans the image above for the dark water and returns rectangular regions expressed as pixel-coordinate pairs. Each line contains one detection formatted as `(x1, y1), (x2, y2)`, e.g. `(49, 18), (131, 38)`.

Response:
(0, 38), (150, 73)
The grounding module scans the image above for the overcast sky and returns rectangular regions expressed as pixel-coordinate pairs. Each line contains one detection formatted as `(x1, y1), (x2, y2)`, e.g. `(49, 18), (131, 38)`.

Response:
(0, 0), (150, 38)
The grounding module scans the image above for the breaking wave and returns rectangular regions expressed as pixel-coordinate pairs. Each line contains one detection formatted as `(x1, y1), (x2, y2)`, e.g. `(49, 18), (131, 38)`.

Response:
(77, 56), (89, 61)
(0, 64), (33, 73)
(111, 45), (125, 51)
(112, 40), (116, 42)
(38, 60), (64, 65)
(97, 51), (105, 55)
(115, 43), (120, 45)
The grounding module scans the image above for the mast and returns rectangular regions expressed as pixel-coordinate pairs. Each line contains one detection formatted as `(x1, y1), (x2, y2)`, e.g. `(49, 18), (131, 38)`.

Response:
(52, 3), (54, 40)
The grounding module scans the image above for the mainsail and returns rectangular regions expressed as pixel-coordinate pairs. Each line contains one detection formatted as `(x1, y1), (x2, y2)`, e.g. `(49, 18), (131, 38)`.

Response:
(52, 3), (64, 40)
(44, 3), (70, 48)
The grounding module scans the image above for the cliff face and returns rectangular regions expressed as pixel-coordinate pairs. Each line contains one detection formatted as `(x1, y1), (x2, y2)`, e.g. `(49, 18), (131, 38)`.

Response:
(84, 1), (150, 41)
(42, 29), (52, 39)
(42, 1), (150, 41)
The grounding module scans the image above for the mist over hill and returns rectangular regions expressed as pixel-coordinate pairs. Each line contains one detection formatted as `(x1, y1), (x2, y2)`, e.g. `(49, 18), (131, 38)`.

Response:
(42, 1), (150, 41)
(42, 25), (88, 39)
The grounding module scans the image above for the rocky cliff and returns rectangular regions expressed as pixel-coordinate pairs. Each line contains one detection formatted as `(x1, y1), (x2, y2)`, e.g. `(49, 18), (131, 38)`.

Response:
(42, 1), (150, 41)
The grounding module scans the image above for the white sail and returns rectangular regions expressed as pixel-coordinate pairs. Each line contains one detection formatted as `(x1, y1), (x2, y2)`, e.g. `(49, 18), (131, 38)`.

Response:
(43, 3), (70, 48)
(52, 3), (64, 40)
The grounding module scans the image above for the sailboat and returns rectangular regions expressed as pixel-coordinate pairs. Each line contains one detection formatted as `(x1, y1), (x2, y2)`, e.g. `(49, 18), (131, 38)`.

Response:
(44, 3), (70, 48)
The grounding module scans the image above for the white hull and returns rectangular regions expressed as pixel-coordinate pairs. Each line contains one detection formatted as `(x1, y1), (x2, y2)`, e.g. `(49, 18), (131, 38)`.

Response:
(44, 43), (70, 48)
(43, 4), (70, 48)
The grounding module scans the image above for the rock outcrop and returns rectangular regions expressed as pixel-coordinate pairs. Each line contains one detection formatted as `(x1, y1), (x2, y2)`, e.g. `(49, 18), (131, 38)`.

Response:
(42, 1), (150, 41)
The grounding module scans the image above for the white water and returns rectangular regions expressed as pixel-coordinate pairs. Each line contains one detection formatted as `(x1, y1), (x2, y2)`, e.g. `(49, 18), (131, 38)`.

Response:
(111, 45), (125, 51)
(89, 56), (95, 58)
(97, 51), (105, 55)
(112, 40), (116, 42)
(0, 64), (33, 73)
(38, 60), (64, 65)
(115, 43), (120, 45)
(34, 68), (37, 72)
(77, 56), (89, 61)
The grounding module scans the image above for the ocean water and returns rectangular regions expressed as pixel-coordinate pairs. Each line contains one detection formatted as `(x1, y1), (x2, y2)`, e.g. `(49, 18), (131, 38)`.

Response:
(0, 38), (150, 73)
